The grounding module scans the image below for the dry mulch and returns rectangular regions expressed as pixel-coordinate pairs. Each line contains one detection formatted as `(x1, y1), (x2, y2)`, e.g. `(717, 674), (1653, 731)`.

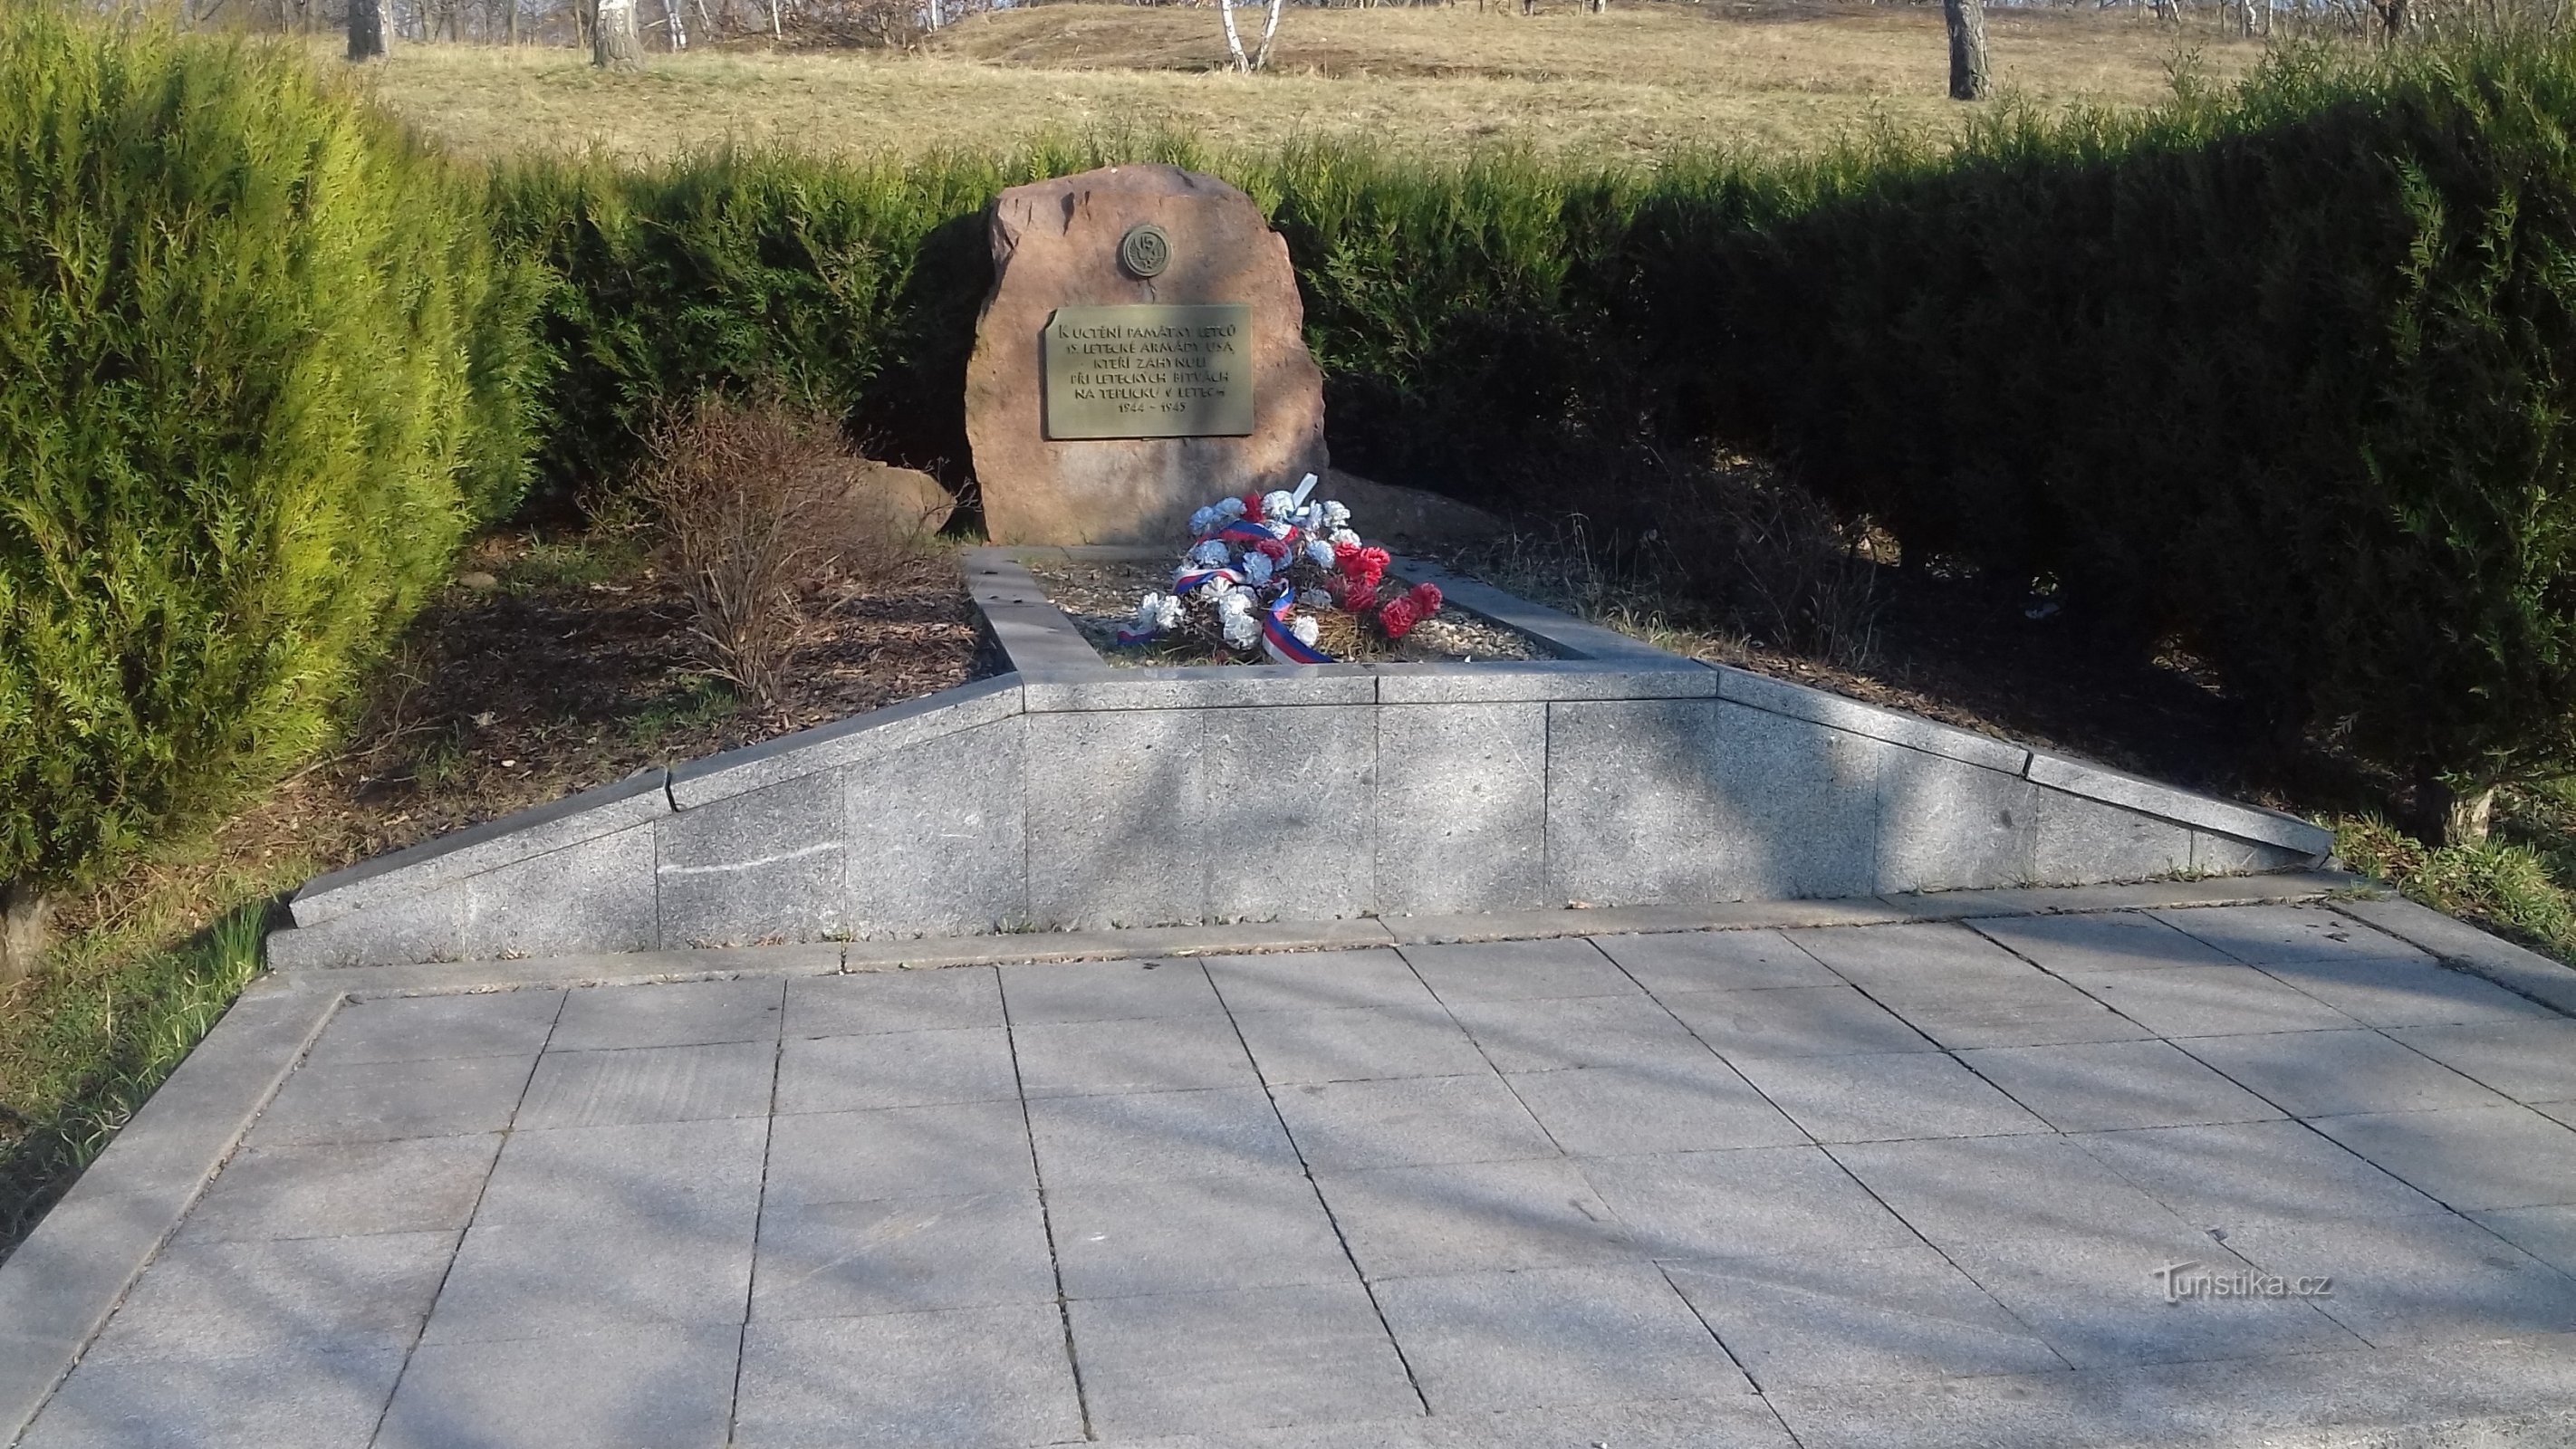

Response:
(167, 531), (991, 910)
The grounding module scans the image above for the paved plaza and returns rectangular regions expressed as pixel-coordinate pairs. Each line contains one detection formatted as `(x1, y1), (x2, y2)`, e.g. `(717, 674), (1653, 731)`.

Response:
(18, 901), (2576, 1446)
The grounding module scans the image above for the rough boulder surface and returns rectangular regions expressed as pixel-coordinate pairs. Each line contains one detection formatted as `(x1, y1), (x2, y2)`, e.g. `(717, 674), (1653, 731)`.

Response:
(967, 164), (1329, 544)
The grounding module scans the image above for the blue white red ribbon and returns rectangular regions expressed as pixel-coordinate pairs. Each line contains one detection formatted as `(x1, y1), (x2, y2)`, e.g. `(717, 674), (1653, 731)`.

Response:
(1260, 588), (1334, 665)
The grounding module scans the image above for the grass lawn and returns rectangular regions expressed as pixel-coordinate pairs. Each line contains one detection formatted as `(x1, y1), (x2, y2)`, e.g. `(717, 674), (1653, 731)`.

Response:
(356, 0), (2256, 163)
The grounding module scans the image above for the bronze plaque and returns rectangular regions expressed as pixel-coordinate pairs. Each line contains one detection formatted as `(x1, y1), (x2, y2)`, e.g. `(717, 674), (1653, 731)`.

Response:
(1043, 303), (1254, 440)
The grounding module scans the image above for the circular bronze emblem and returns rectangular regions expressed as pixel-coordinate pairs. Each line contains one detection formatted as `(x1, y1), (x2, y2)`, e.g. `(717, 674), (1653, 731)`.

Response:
(1118, 222), (1171, 279)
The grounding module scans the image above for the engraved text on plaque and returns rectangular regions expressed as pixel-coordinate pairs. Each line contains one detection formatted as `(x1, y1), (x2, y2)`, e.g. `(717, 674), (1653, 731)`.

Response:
(1043, 303), (1254, 440)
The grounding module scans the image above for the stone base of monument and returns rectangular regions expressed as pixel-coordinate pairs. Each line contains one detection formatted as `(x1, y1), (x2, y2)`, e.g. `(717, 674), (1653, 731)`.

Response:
(264, 555), (2329, 968)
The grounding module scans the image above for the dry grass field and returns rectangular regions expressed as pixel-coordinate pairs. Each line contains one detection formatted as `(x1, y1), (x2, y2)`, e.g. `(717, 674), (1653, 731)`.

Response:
(359, 1), (2261, 164)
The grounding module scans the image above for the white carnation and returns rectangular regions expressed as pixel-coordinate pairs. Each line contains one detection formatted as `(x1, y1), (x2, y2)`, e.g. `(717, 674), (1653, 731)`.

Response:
(1261, 489), (1298, 521)
(1302, 538), (1335, 568)
(1189, 539), (1230, 568)
(1216, 495), (1246, 519)
(1291, 615), (1320, 648)
(1222, 609), (1261, 648)
(1301, 587), (1336, 609)
(1187, 505), (1223, 537)
(1215, 587), (1254, 617)
(1322, 501), (1350, 528)
(1243, 552), (1274, 586)
(1132, 592), (1168, 631)
(1330, 528), (1360, 547)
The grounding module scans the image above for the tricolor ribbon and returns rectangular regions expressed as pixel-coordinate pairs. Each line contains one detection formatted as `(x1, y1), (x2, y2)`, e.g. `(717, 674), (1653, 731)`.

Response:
(1171, 567), (1243, 596)
(1260, 589), (1333, 665)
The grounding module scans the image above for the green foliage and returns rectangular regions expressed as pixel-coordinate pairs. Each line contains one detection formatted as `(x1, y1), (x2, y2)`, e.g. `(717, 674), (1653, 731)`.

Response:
(0, 6), (544, 897)
(1695, 41), (2576, 798)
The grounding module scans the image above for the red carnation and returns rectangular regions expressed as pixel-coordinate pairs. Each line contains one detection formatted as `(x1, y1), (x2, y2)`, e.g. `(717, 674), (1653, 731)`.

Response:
(1406, 581), (1442, 617)
(1255, 537), (1292, 561)
(1331, 540), (1362, 568)
(1378, 596), (1422, 640)
(1241, 492), (1266, 522)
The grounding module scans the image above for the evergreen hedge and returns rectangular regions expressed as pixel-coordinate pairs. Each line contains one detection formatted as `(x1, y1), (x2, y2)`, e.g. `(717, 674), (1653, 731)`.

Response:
(496, 49), (2576, 805)
(0, 7), (543, 903)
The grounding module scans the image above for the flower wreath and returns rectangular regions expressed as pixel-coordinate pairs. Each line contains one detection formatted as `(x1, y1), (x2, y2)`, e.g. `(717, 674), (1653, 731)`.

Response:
(1115, 473), (1443, 664)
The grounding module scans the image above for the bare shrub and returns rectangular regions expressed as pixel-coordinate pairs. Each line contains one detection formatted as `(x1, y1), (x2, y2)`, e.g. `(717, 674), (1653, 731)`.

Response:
(630, 396), (860, 710)
(1679, 455), (1882, 668)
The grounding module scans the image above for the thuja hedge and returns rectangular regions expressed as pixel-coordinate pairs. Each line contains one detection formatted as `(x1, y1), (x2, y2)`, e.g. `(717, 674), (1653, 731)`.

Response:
(1694, 44), (2576, 810)
(0, 8), (543, 909)
(499, 53), (2576, 807)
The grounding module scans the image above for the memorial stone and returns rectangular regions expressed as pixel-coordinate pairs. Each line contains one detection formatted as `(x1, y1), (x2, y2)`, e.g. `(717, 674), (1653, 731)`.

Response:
(966, 164), (1330, 544)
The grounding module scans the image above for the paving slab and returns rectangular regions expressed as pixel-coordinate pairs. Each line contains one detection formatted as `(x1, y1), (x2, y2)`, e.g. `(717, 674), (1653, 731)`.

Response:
(1730, 1052), (2050, 1144)
(1050, 1174), (1356, 1300)
(1786, 922), (2043, 990)
(1233, 1004), (1492, 1086)
(176, 1133), (501, 1243)
(1372, 1262), (1746, 1413)
(422, 1213), (753, 1344)
(1664, 1243), (2063, 1389)
(1314, 1157), (1639, 1279)
(549, 975), (785, 1050)
(1069, 1282), (1422, 1438)
(774, 1028), (1014, 1114)
(2307, 1105), (2576, 1211)
(519, 1040), (776, 1128)
(1966, 911), (2236, 974)
(378, 1323), (743, 1449)
(1663, 985), (1937, 1059)
(2254, 954), (2558, 1028)
(2178, 1029), (2514, 1118)
(2067, 1119), (2447, 1230)
(763, 1100), (1036, 1206)
(735, 1306), (1083, 1449)
(752, 1191), (1056, 1319)
(1201, 948), (1441, 1014)
(2219, 1212), (2576, 1348)
(475, 1116), (766, 1230)
(1578, 1146), (1917, 1261)
(1400, 937), (1639, 1003)
(1828, 1135), (2201, 1249)
(1013, 1013), (1261, 1099)
(2473, 1204), (2576, 1275)
(2152, 902), (2432, 966)
(1503, 1057), (1810, 1156)
(1272, 1073), (1557, 1171)
(784, 966), (1004, 1037)
(1870, 976), (2157, 1050)
(999, 956), (1225, 1023)
(302, 988), (562, 1065)
(1957, 1041), (2285, 1133)
(21, 1345), (409, 1449)
(1591, 929), (1840, 993)
(245, 1052), (533, 1147)
(2384, 1019), (2576, 1103)
(82, 1230), (456, 1364)
(2061, 964), (2362, 1038)
(1940, 1226), (2357, 1367)
(1026, 1087), (1303, 1185)
(1444, 993), (1709, 1072)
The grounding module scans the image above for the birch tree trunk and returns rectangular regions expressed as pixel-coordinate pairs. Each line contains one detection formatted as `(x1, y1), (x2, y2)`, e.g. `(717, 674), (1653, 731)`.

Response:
(347, 0), (389, 60)
(596, 0), (645, 68)
(665, 0), (688, 49)
(1944, 0), (1989, 100)
(1219, 0), (1249, 72)
(1253, 0), (1284, 70)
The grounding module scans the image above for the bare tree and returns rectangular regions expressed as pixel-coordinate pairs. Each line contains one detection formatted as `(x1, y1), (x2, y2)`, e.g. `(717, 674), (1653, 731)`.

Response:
(348, 0), (389, 58)
(1944, 0), (1989, 100)
(1220, 0), (1285, 71)
(596, 0), (644, 66)
(663, 0), (688, 47)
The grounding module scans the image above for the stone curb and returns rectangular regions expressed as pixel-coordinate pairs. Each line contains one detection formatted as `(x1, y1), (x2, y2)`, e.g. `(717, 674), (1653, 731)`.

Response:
(0, 980), (341, 1446)
(2330, 892), (2576, 1017)
(2024, 752), (2331, 857)
(284, 873), (2364, 998)
(289, 770), (668, 926)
